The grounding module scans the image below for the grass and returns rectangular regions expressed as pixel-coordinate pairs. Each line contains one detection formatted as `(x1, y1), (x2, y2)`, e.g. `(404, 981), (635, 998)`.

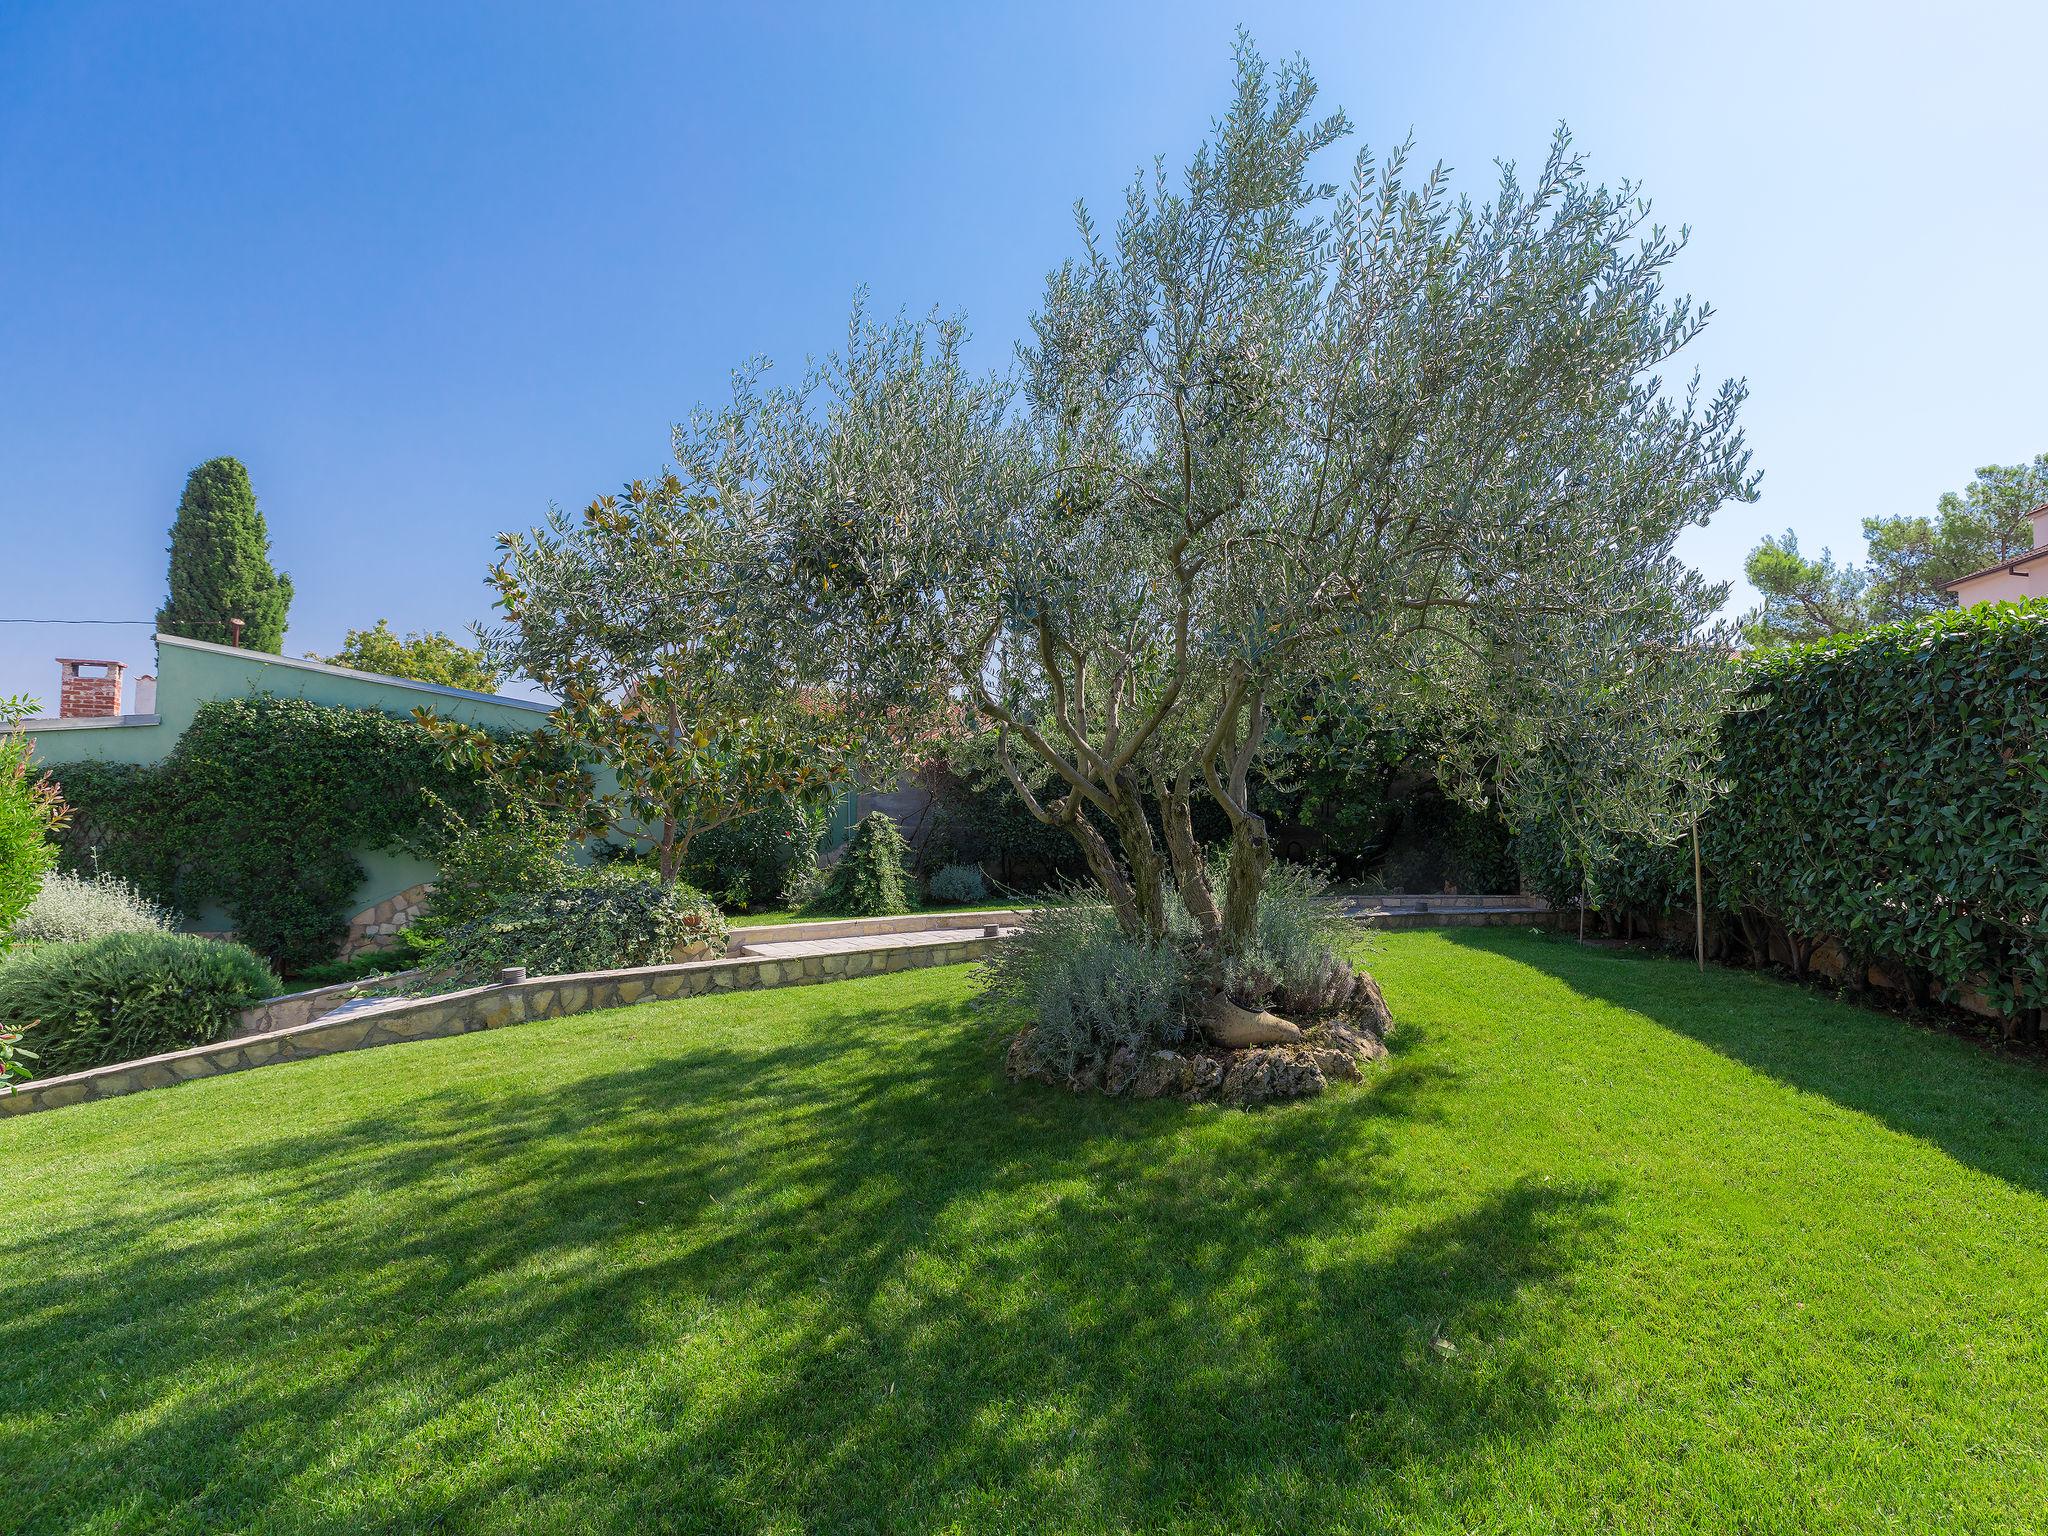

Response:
(9, 928), (2048, 1533)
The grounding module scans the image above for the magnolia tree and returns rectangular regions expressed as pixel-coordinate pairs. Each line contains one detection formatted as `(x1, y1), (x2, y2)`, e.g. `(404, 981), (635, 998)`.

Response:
(426, 475), (855, 884)
(670, 43), (1755, 1028)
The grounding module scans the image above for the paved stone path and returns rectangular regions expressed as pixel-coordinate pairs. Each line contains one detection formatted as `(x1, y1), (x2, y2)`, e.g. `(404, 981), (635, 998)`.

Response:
(740, 925), (1017, 961)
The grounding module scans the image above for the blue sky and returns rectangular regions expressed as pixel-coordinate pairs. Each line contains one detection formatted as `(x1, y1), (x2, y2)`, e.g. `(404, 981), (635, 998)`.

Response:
(3, 1), (2043, 703)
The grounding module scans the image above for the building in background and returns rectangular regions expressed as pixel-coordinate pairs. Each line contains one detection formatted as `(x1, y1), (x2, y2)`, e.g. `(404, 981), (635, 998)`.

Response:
(20, 633), (551, 954)
(1944, 503), (2048, 608)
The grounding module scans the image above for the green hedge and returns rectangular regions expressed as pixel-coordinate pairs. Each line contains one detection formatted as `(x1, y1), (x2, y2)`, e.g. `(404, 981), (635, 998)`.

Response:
(1524, 601), (2048, 1020)
(49, 697), (505, 972)
(680, 795), (822, 910)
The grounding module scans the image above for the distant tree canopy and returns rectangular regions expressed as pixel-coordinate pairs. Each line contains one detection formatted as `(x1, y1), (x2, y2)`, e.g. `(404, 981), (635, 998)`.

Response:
(315, 620), (502, 693)
(1742, 454), (2048, 644)
(157, 457), (293, 652)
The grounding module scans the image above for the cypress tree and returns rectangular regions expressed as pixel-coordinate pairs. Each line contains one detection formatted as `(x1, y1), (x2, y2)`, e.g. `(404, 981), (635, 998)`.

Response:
(156, 457), (293, 652)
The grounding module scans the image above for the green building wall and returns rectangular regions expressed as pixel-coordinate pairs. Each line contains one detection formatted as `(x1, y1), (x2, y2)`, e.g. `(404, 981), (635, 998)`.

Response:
(22, 634), (555, 936)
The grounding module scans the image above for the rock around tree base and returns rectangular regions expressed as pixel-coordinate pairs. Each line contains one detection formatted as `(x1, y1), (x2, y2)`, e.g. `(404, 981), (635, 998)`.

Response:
(1005, 1017), (1388, 1109)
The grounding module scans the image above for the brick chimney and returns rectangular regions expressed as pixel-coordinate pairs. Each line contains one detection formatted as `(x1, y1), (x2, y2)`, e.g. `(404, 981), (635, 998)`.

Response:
(58, 658), (126, 719)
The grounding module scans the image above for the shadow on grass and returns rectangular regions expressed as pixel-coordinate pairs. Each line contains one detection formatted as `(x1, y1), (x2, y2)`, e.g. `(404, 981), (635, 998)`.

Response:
(1442, 927), (2048, 1200)
(4, 987), (1610, 1532)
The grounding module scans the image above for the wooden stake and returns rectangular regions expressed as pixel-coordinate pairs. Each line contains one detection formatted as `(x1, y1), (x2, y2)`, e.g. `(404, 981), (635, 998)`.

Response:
(1691, 813), (1705, 973)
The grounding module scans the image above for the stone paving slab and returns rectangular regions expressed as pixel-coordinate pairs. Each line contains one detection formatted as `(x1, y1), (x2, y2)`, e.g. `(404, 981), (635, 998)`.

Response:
(732, 908), (1034, 948)
(744, 925), (1017, 959)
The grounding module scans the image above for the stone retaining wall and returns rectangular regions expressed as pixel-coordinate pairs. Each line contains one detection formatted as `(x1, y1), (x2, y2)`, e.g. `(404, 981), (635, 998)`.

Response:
(2, 932), (999, 1119)
(233, 970), (426, 1037)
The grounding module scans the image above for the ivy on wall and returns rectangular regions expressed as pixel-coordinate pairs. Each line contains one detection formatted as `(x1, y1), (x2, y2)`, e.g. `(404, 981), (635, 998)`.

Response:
(1522, 600), (2048, 1022)
(50, 696), (509, 971)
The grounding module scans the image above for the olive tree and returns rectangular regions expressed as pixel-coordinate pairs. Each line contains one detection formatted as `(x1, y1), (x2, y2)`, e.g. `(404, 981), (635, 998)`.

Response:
(684, 41), (1755, 1018)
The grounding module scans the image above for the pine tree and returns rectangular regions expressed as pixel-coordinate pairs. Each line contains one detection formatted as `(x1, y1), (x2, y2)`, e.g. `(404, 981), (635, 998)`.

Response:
(157, 457), (293, 652)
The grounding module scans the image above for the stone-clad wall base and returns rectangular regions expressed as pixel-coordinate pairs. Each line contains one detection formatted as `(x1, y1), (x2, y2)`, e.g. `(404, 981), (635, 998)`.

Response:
(2, 934), (1000, 1119)
(339, 882), (436, 959)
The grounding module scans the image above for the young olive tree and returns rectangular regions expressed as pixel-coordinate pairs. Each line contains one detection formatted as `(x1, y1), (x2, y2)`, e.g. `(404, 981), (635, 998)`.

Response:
(1505, 633), (1740, 961)
(689, 42), (1756, 1018)
(425, 475), (855, 884)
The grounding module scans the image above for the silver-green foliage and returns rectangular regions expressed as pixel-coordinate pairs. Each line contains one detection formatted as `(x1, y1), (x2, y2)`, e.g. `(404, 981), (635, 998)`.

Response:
(10, 870), (173, 946)
(1219, 859), (1358, 1012)
(982, 891), (1193, 1076)
(925, 863), (987, 905)
(984, 859), (1350, 1073)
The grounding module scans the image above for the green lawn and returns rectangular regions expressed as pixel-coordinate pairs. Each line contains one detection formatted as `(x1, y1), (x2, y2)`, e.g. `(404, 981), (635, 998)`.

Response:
(10, 930), (2048, 1533)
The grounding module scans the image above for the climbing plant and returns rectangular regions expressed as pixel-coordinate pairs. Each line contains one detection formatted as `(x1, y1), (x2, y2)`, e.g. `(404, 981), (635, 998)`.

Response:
(49, 696), (511, 971)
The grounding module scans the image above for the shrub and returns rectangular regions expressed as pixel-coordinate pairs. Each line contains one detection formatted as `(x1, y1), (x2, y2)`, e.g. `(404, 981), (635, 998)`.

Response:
(413, 800), (578, 939)
(283, 950), (419, 989)
(1221, 860), (1357, 1011)
(926, 863), (988, 905)
(430, 869), (728, 983)
(979, 892), (1193, 1076)
(10, 869), (172, 946)
(983, 859), (1358, 1073)
(681, 796), (823, 910)
(0, 932), (279, 1078)
(805, 812), (912, 917)
(0, 719), (65, 935)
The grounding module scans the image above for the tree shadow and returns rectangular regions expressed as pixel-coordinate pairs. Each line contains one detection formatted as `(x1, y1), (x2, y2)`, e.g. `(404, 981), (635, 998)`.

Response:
(1441, 928), (2048, 1200)
(5, 985), (1610, 1532)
